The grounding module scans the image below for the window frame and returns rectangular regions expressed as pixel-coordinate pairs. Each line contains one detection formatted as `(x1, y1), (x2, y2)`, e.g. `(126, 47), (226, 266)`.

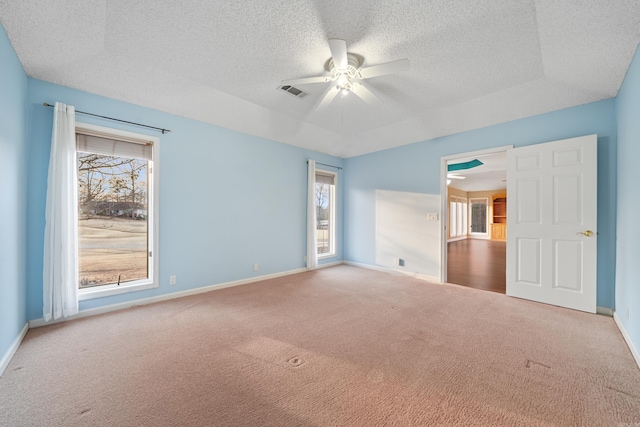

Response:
(316, 168), (337, 259)
(75, 122), (160, 301)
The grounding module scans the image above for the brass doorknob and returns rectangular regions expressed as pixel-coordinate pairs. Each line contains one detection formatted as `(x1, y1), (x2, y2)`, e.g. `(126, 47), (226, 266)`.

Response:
(577, 230), (594, 237)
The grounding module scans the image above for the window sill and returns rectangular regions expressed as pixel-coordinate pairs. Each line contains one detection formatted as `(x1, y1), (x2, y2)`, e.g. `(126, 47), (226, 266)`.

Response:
(318, 253), (337, 260)
(78, 280), (158, 301)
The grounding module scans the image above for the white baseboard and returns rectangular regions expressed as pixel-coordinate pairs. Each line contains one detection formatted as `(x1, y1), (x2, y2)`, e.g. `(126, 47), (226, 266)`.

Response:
(596, 306), (614, 316)
(613, 312), (640, 370)
(469, 235), (491, 241)
(0, 323), (29, 377)
(448, 236), (491, 242)
(344, 261), (441, 284)
(315, 260), (344, 269)
(29, 266), (315, 328)
(447, 236), (467, 243)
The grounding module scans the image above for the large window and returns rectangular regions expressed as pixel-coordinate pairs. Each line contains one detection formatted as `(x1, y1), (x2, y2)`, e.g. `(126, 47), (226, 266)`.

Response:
(76, 123), (159, 300)
(449, 195), (467, 238)
(469, 198), (488, 234)
(315, 170), (336, 257)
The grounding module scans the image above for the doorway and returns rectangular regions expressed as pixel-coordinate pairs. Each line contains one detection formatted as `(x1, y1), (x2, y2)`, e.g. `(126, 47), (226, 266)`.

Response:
(440, 146), (511, 294)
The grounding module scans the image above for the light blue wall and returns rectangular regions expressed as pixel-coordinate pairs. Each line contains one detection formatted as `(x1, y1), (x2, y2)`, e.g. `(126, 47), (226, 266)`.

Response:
(0, 24), (28, 359)
(615, 43), (640, 353)
(25, 79), (343, 319)
(344, 99), (617, 309)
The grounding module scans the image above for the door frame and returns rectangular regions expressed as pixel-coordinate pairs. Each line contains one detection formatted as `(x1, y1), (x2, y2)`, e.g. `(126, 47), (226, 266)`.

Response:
(439, 145), (513, 283)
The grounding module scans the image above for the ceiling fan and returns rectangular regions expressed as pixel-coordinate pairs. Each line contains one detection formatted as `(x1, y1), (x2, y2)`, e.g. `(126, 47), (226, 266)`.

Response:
(281, 39), (410, 110)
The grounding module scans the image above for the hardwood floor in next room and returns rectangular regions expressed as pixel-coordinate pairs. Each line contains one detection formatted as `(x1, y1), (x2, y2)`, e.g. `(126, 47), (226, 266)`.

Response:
(447, 239), (506, 294)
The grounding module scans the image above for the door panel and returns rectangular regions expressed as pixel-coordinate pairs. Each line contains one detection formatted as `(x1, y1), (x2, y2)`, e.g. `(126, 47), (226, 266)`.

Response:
(517, 178), (541, 223)
(553, 240), (582, 291)
(516, 238), (541, 285)
(554, 175), (582, 224)
(507, 134), (597, 313)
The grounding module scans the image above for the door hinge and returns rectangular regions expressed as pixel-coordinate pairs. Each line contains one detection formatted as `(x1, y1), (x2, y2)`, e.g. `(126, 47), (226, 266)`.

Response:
(149, 251), (152, 257)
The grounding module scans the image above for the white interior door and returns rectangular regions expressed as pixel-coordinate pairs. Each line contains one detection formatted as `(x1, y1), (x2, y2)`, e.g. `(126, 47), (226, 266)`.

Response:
(506, 134), (597, 313)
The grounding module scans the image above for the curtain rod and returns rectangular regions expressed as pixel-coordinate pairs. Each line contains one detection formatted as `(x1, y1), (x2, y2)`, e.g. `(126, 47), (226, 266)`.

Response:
(308, 160), (342, 170)
(43, 103), (172, 134)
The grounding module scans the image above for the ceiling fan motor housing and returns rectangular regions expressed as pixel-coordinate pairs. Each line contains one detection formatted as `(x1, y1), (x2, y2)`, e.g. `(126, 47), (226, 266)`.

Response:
(326, 53), (361, 72)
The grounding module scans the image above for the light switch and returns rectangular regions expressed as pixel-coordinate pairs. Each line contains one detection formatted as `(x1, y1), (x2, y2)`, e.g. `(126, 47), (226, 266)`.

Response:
(426, 213), (439, 221)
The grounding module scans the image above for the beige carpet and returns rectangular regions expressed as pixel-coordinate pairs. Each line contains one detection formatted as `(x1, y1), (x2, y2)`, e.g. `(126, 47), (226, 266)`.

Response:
(1, 265), (639, 426)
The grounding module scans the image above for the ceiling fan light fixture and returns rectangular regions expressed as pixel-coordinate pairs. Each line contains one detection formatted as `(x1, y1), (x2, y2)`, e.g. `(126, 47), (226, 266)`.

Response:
(336, 74), (352, 93)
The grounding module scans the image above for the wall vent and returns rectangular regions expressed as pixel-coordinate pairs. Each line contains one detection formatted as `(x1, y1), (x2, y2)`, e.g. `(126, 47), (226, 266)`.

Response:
(278, 85), (309, 99)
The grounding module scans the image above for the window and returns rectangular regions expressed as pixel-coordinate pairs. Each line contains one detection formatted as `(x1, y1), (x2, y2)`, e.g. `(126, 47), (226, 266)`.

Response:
(315, 170), (336, 257)
(469, 198), (488, 234)
(76, 123), (159, 300)
(449, 195), (467, 238)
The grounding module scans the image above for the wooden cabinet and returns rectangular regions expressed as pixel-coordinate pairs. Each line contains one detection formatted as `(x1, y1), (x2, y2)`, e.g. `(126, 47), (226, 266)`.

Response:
(491, 223), (506, 241)
(491, 195), (507, 241)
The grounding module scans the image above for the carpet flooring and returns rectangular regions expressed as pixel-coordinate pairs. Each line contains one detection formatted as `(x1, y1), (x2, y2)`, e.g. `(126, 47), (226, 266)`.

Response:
(1, 265), (639, 426)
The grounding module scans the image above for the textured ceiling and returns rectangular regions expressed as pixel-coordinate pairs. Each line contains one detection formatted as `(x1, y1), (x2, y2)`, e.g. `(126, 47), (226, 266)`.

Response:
(1, 0), (639, 158)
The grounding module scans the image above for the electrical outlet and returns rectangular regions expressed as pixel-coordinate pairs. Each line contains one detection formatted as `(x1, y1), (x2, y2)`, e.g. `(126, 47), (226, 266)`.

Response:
(426, 212), (439, 221)
(169, 275), (176, 285)
(253, 263), (259, 271)
(393, 257), (399, 265)
(625, 306), (630, 320)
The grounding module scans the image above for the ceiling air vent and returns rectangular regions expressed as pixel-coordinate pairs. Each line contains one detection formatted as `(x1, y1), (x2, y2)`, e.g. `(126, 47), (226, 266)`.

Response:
(278, 85), (308, 99)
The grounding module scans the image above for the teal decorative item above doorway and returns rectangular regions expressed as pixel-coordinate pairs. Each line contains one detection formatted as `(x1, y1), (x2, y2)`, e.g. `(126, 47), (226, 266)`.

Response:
(448, 159), (483, 172)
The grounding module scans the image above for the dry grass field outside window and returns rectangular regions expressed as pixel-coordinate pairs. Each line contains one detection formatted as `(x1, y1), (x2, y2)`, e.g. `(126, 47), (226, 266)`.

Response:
(78, 217), (147, 288)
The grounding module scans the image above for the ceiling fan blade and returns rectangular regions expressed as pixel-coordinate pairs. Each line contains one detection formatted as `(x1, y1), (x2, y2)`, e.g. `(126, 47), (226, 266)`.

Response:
(447, 174), (466, 180)
(328, 39), (348, 69)
(316, 86), (340, 111)
(350, 82), (382, 107)
(281, 76), (331, 86)
(358, 58), (410, 79)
